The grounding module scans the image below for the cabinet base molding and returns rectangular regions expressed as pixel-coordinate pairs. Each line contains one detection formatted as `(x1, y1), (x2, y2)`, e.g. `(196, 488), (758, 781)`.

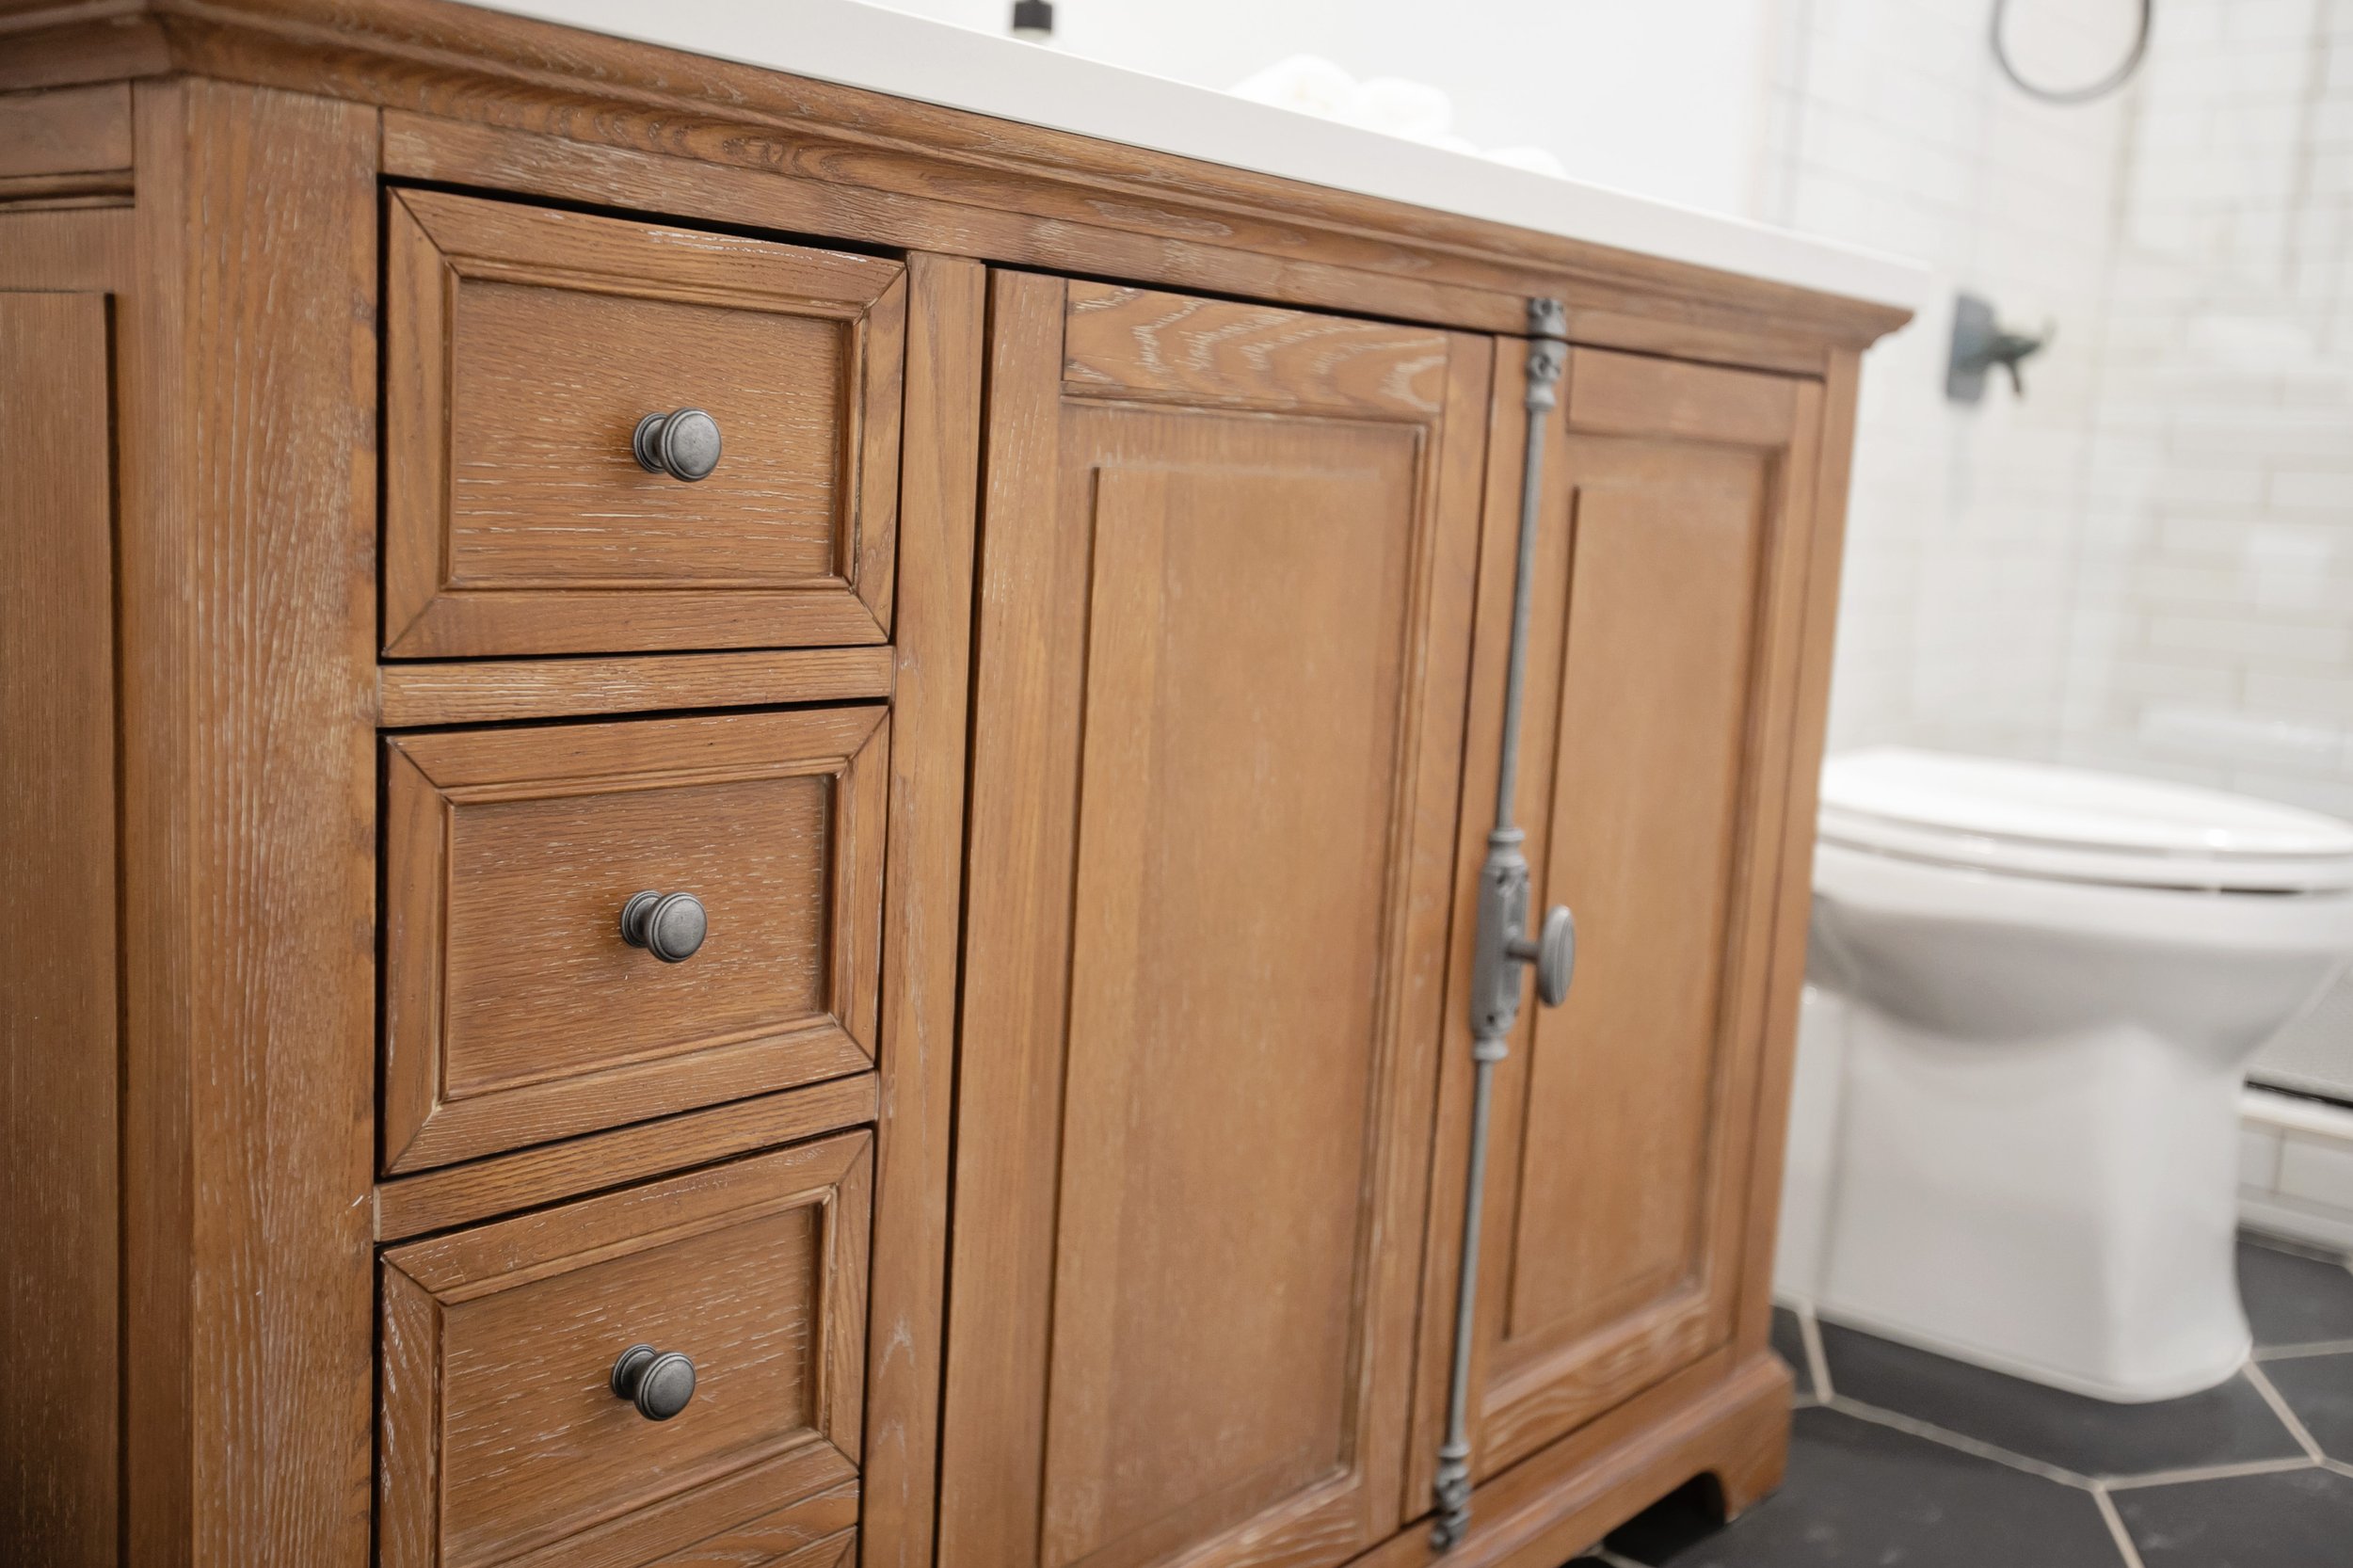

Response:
(1359, 1352), (1792, 1568)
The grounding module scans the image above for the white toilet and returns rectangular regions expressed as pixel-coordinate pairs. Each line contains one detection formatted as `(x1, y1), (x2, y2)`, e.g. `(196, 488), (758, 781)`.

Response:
(1792, 747), (2353, 1401)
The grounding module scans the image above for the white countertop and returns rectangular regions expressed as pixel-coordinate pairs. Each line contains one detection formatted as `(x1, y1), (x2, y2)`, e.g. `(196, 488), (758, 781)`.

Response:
(464, 0), (1929, 313)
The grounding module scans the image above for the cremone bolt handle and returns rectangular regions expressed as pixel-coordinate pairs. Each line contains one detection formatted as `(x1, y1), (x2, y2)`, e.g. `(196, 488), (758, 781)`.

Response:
(610, 1343), (696, 1421)
(1509, 904), (1576, 1008)
(619, 889), (707, 964)
(632, 408), (723, 482)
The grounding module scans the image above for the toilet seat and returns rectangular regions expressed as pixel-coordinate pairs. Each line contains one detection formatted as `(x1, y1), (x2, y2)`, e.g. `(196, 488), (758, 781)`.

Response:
(1819, 747), (2353, 894)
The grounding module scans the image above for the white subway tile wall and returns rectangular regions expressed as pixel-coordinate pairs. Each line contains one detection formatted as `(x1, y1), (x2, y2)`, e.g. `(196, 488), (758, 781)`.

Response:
(2066, 0), (2353, 821)
(1768, 0), (2353, 1092)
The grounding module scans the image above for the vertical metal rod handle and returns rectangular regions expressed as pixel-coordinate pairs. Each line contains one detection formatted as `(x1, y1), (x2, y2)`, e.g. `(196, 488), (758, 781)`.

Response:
(1433, 298), (1572, 1550)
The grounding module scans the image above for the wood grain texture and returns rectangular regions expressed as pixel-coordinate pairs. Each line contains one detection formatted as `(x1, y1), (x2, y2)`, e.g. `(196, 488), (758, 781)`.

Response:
(373, 1073), (880, 1242)
(376, 647), (894, 728)
(382, 187), (904, 656)
(380, 108), (1531, 344)
(1561, 345), (1801, 447)
(0, 2), (1908, 352)
(0, 82), (131, 174)
(1353, 1352), (1790, 1568)
(115, 76), (379, 1568)
(941, 270), (1492, 1568)
(379, 1134), (872, 1568)
(1409, 346), (1819, 1505)
(381, 706), (888, 1173)
(936, 270), (1069, 1568)
(0, 80), (134, 204)
(0, 288), (119, 1568)
(1063, 280), (1449, 414)
(650, 1519), (855, 1568)
(0, 203), (132, 288)
(858, 251), (984, 1568)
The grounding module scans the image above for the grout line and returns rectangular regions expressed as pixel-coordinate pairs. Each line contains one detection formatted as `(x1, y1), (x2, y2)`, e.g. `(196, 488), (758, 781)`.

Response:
(2100, 1455), (2319, 1492)
(2092, 1485), (2148, 1568)
(1799, 1304), (1835, 1402)
(2255, 1338), (2353, 1361)
(2244, 1360), (2328, 1464)
(2325, 1459), (2353, 1480)
(1824, 1396), (2093, 1488)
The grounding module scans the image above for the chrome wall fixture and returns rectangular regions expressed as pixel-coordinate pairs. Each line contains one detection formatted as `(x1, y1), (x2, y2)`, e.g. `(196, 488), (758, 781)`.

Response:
(1945, 292), (2052, 404)
(1432, 297), (1579, 1550)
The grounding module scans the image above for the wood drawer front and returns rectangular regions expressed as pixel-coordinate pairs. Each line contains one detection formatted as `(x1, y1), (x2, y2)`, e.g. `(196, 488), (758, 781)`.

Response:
(379, 1134), (871, 1568)
(385, 188), (904, 656)
(383, 708), (888, 1174)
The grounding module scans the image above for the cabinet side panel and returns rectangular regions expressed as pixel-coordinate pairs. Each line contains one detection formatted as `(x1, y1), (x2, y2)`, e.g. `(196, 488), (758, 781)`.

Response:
(123, 78), (380, 1568)
(0, 289), (120, 1568)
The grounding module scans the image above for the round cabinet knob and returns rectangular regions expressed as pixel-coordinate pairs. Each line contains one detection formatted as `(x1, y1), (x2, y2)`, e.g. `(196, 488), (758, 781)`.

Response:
(1529, 904), (1575, 1008)
(632, 408), (723, 482)
(619, 889), (707, 963)
(610, 1343), (696, 1421)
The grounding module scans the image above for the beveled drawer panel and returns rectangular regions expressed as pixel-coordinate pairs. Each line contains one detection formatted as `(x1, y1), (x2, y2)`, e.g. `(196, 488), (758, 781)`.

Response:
(383, 708), (887, 1174)
(378, 1134), (870, 1568)
(384, 188), (904, 656)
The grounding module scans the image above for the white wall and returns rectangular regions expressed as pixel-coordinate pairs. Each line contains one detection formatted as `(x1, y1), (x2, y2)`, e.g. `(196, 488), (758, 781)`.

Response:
(2064, 0), (2353, 819)
(1758, 0), (2136, 762)
(870, 0), (1779, 215)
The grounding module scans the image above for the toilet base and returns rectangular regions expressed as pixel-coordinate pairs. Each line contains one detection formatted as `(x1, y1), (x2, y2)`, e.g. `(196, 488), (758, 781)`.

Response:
(1813, 995), (2251, 1403)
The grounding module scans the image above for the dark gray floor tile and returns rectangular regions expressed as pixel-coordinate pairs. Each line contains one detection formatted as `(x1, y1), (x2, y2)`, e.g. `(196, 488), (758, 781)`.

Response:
(2262, 1351), (2353, 1462)
(1817, 1320), (2300, 1477)
(2241, 1238), (2353, 1349)
(2115, 1465), (2353, 1568)
(1603, 1406), (2122, 1567)
(1770, 1305), (1812, 1401)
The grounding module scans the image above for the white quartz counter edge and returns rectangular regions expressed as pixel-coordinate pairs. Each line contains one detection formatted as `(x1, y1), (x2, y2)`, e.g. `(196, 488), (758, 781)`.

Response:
(462, 0), (1930, 314)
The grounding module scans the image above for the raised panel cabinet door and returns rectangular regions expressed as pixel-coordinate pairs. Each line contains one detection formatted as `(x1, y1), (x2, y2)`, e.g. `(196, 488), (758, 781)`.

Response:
(939, 278), (1497, 1568)
(1410, 345), (1825, 1497)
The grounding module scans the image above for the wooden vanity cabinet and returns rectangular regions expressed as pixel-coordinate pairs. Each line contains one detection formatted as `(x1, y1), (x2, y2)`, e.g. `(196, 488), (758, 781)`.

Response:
(0, 10), (1901, 1568)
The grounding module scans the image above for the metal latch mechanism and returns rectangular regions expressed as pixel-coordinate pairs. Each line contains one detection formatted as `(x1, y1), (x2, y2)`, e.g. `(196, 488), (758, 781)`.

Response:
(1432, 297), (1578, 1549)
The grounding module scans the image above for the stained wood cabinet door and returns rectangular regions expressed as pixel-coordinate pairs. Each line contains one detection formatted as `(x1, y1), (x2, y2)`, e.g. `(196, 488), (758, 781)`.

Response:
(939, 277), (1497, 1568)
(1409, 346), (1825, 1498)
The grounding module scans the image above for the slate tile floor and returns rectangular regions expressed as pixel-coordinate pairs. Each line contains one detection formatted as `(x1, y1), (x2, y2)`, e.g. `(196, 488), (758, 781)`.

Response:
(1571, 1235), (2353, 1567)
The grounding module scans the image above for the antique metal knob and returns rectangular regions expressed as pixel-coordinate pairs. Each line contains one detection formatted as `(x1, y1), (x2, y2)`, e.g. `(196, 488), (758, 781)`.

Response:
(611, 1343), (696, 1421)
(1511, 904), (1576, 1008)
(619, 889), (707, 963)
(632, 408), (723, 481)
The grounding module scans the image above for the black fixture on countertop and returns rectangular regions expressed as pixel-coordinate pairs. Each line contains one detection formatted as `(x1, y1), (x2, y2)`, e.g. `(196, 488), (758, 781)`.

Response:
(1011, 0), (1054, 42)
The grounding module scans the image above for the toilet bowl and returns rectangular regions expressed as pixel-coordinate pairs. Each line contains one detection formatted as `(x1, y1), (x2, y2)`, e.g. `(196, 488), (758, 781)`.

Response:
(1800, 747), (2353, 1401)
